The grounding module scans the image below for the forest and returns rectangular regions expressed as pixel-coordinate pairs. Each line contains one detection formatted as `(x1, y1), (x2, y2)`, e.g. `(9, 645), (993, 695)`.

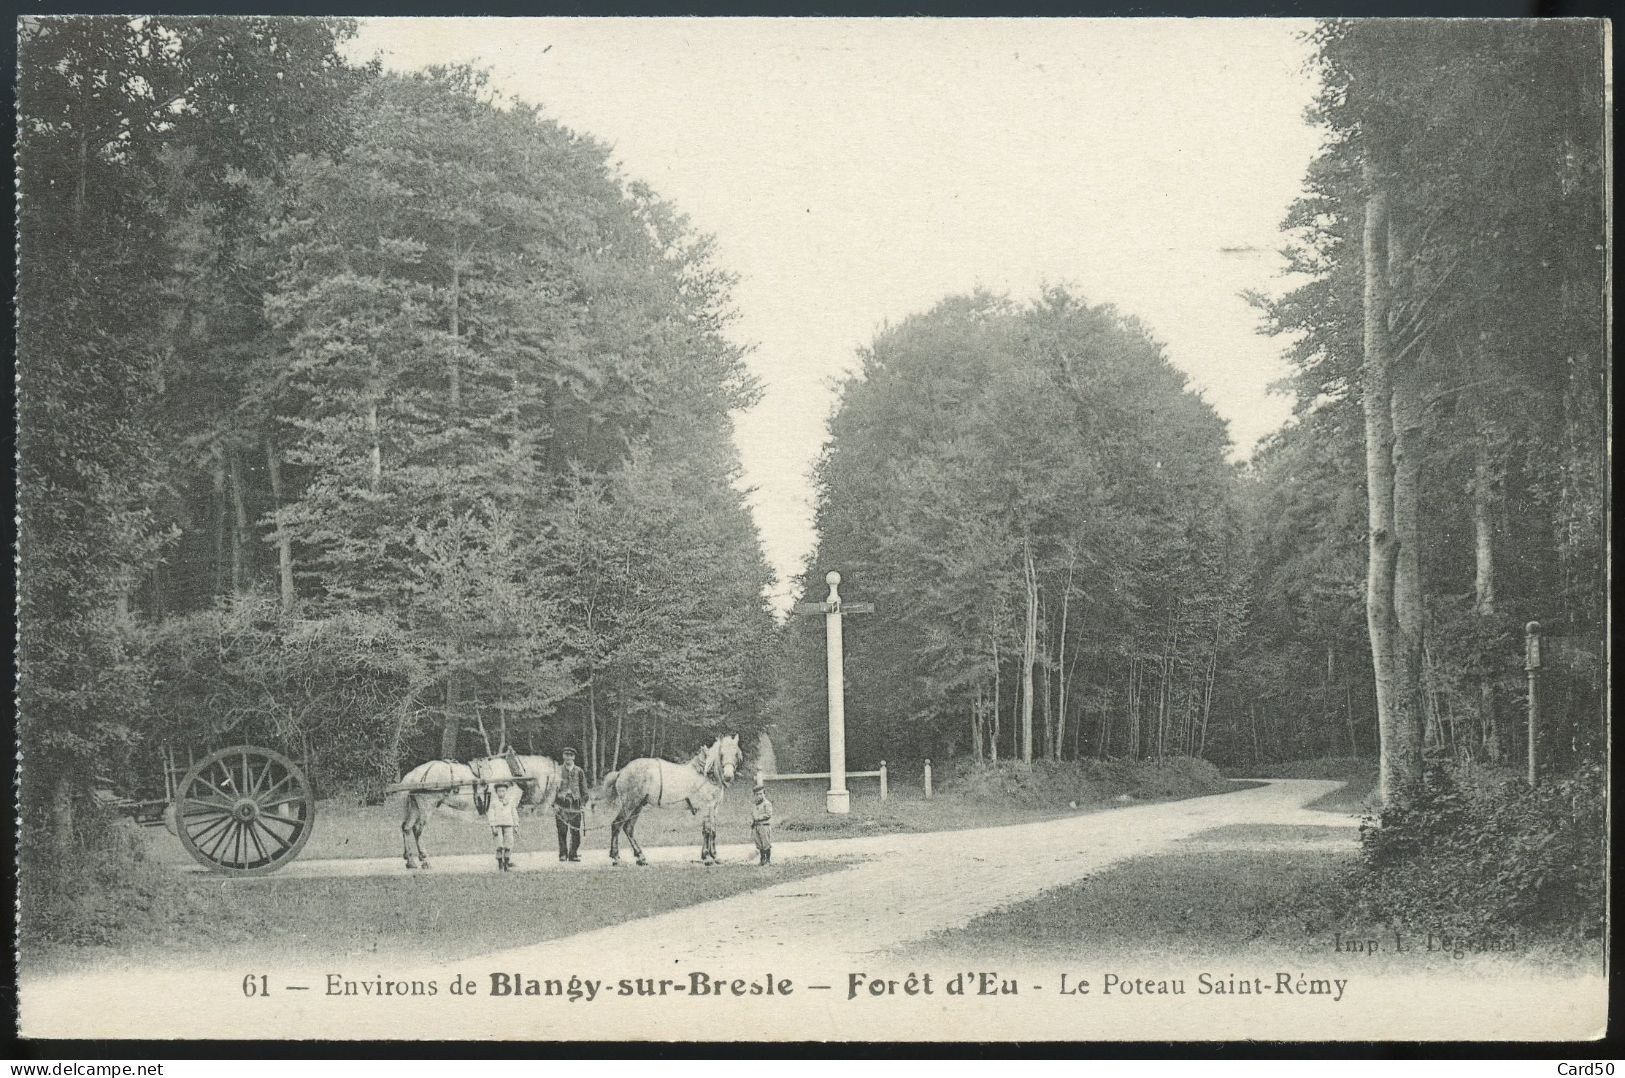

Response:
(781, 22), (1606, 795)
(17, 19), (1607, 936)
(18, 18), (776, 841)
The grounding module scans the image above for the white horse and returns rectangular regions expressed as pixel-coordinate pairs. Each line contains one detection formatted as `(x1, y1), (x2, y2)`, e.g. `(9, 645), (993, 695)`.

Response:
(595, 734), (742, 867)
(398, 753), (559, 868)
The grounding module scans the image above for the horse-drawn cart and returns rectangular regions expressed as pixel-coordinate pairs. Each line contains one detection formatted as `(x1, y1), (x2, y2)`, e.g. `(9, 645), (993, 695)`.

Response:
(95, 743), (317, 877)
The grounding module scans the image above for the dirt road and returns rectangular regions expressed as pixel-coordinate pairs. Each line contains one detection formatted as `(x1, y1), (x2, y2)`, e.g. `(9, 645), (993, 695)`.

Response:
(20, 780), (1603, 1041)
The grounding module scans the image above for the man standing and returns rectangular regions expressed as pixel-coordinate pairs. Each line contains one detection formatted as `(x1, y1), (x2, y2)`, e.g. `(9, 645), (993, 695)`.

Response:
(555, 746), (589, 862)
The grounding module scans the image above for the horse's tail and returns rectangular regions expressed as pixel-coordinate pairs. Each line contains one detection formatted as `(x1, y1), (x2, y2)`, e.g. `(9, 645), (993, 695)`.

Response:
(592, 769), (620, 813)
(532, 768), (559, 812)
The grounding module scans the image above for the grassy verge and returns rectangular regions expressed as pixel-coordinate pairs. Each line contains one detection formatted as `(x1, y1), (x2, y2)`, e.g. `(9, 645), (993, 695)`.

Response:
(908, 824), (1597, 971)
(22, 856), (848, 977)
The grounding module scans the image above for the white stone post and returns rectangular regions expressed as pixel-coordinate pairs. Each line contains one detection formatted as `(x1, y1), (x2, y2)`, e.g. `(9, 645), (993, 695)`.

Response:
(825, 571), (850, 814)
(924, 758), (933, 800)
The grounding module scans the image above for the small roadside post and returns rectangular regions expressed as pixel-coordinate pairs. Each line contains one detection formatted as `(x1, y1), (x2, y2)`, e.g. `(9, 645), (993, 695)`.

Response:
(793, 571), (874, 814)
(1525, 620), (1542, 786)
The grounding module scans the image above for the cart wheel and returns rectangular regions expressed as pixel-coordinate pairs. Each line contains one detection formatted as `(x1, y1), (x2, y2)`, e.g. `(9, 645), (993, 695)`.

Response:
(175, 745), (315, 876)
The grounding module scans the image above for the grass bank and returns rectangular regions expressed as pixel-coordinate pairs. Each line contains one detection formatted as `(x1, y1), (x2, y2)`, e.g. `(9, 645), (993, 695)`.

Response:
(912, 825), (1354, 964)
(910, 819), (1599, 973)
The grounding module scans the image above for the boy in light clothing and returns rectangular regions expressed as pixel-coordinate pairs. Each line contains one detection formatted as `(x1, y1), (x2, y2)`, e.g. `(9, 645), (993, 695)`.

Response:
(488, 782), (521, 872)
(750, 782), (773, 866)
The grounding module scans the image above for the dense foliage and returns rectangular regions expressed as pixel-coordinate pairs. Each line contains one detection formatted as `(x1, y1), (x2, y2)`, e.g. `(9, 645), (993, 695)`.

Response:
(1353, 764), (1606, 938)
(1217, 20), (1607, 778)
(780, 290), (1242, 769)
(17, 19), (777, 863)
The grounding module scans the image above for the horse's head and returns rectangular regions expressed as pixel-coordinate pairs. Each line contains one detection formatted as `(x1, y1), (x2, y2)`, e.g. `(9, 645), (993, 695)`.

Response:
(717, 733), (742, 785)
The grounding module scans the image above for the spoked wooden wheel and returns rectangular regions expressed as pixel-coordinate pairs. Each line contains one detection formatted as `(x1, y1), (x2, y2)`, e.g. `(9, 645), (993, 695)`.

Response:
(176, 745), (315, 876)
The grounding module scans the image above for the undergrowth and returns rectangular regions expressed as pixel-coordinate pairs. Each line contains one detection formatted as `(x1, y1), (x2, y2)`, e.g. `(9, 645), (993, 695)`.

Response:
(1351, 762), (1606, 939)
(946, 756), (1229, 807)
(18, 815), (188, 953)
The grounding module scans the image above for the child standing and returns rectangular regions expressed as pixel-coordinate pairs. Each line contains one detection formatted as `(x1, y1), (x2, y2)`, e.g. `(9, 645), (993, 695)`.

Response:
(487, 781), (520, 872)
(750, 782), (774, 866)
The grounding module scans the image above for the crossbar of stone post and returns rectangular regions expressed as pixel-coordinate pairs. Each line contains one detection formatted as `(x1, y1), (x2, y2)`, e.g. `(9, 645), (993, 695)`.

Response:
(825, 571), (849, 815)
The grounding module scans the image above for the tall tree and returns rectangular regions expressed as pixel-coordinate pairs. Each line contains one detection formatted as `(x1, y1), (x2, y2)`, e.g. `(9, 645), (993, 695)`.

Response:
(1254, 20), (1607, 793)
(784, 288), (1235, 769)
(16, 16), (363, 841)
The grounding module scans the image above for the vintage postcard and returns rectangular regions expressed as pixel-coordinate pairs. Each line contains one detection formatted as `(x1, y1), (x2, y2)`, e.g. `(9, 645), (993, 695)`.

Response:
(14, 17), (1609, 1042)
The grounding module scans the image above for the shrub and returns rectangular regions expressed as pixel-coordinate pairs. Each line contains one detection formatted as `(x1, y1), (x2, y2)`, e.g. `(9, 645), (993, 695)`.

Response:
(947, 756), (1228, 807)
(18, 809), (187, 955)
(146, 595), (433, 794)
(1352, 762), (1606, 938)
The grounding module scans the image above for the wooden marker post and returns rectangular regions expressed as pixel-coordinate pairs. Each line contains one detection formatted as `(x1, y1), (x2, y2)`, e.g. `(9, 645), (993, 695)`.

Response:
(794, 571), (874, 814)
(1525, 620), (1542, 787)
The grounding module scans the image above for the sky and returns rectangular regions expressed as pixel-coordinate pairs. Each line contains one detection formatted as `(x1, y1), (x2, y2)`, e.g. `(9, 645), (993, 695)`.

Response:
(348, 18), (1324, 611)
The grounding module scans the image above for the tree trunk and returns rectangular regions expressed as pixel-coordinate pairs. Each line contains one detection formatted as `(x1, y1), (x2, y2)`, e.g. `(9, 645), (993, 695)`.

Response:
(1054, 558), (1073, 762)
(1345, 684), (1358, 756)
(1098, 661), (1112, 757)
(1135, 660), (1145, 760)
(266, 440), (296, 613)
(367, 401), (382, 489)
(1200, 632), (1219, 758)
(1321, 640), (1334, 753)
(448, 258), (462, 411)
(971, 688), (984, 763)
(1472, 438), (1502, 761)
(1389, 323), (1428, 789)
(1039, 660), (1053, 761)
(1360, 168), (1422, 804)
(612, 708), (624, 773)
(52, 773), (76, 850)
(366, 349), (382, 489)
(588, 677), (600, 781)
(440, 668), (461, 758)
(228, 445), (250, 594)
(212, 454), (227, 596)
(1020, 543), (1037, 765)
(990, 634), (1001, 764)
(76, 132), (89, 232)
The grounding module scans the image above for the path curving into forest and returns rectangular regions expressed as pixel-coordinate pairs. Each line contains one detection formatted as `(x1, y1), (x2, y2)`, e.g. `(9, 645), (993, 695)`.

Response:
(461, 777), (1356, 970)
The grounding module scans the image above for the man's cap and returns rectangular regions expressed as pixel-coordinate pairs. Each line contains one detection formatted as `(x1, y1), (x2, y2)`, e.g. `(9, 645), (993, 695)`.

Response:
(562, 747), (576, 756)
(753, 782), (766, 792)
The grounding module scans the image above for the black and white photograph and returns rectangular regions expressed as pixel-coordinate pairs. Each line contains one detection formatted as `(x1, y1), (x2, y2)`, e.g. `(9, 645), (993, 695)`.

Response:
(13, 16), (1609, 1042)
